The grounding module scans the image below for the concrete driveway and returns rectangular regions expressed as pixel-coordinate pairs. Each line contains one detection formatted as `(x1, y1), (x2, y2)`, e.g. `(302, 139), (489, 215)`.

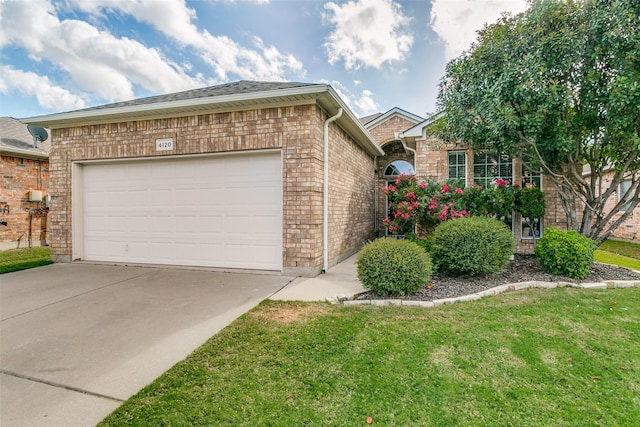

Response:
(0, 263), (293, 427)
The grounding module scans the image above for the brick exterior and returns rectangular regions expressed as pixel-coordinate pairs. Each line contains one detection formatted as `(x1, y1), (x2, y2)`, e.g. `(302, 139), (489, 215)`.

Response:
(328, 123), (376, 265)
(596, 171), (639, 241)
(368, 115), (419, 147)
(1, 155), (50, 250)
(47, 104), (376, 276)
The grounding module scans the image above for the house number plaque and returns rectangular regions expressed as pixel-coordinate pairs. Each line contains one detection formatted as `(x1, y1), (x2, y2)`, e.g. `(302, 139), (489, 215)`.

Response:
(155, 138), (174, 151)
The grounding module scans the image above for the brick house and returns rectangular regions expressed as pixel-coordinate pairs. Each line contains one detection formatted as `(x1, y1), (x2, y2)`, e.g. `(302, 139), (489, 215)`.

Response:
(22, 81), (384, 276)
(366, 110), (638, 246)
(1, 117), (50, 250)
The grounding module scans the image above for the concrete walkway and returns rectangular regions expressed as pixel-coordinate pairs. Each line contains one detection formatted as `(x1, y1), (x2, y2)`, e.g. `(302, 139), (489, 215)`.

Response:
(270, 253), (365, 302)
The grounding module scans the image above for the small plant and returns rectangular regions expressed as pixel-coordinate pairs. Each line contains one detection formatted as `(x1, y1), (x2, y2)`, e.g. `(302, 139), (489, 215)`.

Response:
(428, 216), (515, 276)
(357, 238), (431, 297)
(535, 228), (597, 279)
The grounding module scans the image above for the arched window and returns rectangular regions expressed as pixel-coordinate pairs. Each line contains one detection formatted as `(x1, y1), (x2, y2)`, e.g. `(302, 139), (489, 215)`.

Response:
(384, 160), (414, 176)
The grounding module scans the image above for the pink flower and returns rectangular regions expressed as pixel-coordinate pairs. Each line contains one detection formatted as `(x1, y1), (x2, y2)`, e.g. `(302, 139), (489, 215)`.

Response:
(411, 202), (419, 208)
(442, 183), (450, 193)
(418, 182), (426, 189)
(405, 191), (416, 200)
(382, 218), (391, 226)
(455, 187), (463, 195)
(438, 212), (446, 221)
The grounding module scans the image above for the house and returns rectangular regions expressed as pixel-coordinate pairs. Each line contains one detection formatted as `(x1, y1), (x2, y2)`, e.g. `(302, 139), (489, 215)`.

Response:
(367, 111), (638, 245)
(0, 117), (50, 250)
(21, 81), (636, 276)
(21, 81), (383, 276)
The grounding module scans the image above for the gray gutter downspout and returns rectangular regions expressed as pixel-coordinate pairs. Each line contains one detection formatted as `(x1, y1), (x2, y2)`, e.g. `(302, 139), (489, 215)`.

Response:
(323, 108), (343, 273)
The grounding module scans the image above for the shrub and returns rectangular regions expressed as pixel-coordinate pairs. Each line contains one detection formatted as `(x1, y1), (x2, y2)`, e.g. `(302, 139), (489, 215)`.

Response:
(428, 216), (515, 276)
(357, 238), (432, 297)
(535, 228), (597, 279)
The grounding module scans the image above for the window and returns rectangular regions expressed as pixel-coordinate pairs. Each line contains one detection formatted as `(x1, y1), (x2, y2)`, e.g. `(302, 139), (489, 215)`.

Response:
(521, 164), (542, 189)
(619, 180), (634, 212)
(472, 152), (514, 232)
(521, 164), (543, 238)
(473, 152), (513, 187)
(384, 160), (414, 176)
(448, 151), (466, 183)
(521, 217), (542, 239)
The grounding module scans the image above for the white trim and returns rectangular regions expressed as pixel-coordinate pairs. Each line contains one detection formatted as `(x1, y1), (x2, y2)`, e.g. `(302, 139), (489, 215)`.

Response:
(363, 107), (424, 130)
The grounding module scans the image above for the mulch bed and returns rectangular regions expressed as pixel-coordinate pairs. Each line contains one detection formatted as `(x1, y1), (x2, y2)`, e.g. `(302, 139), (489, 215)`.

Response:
(354, 254), (640, 302)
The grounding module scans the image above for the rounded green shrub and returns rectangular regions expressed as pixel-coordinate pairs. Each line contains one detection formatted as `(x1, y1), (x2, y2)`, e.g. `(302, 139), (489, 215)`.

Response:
(534, 228), (596, 279)
(429, 216), (515, 276)
(357, 238), (432, 297)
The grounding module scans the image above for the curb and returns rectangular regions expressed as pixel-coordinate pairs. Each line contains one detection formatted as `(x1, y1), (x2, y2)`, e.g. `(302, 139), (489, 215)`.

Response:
(336, 279), (640, 307)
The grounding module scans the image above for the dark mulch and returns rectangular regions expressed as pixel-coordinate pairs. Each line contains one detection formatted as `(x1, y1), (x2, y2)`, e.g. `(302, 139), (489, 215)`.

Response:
(354, 254), (640, 302)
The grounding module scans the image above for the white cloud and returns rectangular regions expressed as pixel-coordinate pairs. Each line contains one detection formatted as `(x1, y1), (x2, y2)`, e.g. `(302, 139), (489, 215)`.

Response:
(69, 0), (304, 81)
(356, 89), (377, 114)
(430, 0), (529, 61)
(0, 65), (86, 111)
(323, 0), (413, 70)
(319, 79), (379, 115)
(0, 0), (208, 102)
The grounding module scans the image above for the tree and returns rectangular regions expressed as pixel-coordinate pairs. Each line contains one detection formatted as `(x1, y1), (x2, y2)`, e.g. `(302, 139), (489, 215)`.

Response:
(436, 0), (640, 244)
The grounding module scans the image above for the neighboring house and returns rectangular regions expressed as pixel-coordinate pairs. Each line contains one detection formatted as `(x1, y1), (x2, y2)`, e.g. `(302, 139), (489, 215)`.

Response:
(582, 166), (639, 241)
(0, 117), (50, 250)
(366, 110), (638, 246)
(22, 81), (384, 276)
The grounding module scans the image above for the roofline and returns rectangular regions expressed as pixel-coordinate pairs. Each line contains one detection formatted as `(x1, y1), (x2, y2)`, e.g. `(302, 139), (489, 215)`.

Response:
(401, 111), (445, 139)
(21, 84), (383, 157)
(364, 107), (424, 130)
(1, 146), (49, 160)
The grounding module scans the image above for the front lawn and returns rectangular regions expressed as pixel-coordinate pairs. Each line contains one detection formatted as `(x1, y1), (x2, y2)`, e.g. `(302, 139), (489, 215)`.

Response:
(0, 247), (52, 273)
(595, 239), (640, 271)
(599, 239), (640, 260)
(101, 288), (640, 426)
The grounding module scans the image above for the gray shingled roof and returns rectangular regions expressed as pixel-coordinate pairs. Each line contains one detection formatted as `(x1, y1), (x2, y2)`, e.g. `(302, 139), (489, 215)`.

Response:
(76, 81), (321, 113)
(358, 113), (383, 126)
(0, 117), (50, 158)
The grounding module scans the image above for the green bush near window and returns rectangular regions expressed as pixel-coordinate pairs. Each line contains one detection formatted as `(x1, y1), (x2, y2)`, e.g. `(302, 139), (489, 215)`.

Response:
(535, 228), (597, 279)
(357, 238), (432, 297)
(429, 216), (515, 276)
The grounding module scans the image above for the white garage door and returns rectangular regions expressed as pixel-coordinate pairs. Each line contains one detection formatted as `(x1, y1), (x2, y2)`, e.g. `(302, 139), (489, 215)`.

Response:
(81, 151), (282, 270)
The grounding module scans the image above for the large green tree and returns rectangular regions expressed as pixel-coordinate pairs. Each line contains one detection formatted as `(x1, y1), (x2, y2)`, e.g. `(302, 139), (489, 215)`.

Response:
(436, 0), (640, 243)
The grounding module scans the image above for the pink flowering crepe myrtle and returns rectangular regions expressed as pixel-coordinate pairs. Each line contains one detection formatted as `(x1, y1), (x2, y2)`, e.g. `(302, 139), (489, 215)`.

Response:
(383, 176), (521, 235)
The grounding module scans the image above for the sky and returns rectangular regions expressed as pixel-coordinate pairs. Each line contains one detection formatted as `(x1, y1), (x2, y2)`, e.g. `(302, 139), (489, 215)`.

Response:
(0, 0), (529, 120)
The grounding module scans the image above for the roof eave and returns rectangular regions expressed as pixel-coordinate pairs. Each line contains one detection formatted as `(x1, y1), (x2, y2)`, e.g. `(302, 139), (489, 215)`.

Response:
(20, 83), (383, 157)
(1, 147), (49, 160)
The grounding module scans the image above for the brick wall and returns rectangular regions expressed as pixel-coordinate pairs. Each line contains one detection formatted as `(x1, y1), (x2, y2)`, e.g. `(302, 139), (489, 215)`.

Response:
(368, 115), (419, 147)
(1, 155), (50, 250)
(48, 104), (375, 275)
(49, 105), (328, 274)
(595, 171), (639, 241)
(328, 120), (376, 265)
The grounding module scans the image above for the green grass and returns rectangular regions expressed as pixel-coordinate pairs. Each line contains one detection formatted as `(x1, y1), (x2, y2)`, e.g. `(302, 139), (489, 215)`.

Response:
(594, 250), (640, 271)
(599, 239), (640, 260)
(101, 289), (640, 426)
(594, 239), (640, 271)
(0, 247), (52, 273)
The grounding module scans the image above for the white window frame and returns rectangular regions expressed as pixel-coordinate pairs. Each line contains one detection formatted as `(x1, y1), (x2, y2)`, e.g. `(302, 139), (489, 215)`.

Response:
(619, 180), (633, 212)
(521, 163), (544, 239)
(448, 151), (467, 184)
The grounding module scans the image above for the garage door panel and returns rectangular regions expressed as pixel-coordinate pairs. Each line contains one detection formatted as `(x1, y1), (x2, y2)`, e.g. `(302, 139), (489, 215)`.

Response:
(82, 152), (282, 270)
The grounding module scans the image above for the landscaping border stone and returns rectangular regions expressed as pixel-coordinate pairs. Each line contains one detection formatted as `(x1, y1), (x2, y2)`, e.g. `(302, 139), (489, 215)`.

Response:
(336, 280), (640, 307)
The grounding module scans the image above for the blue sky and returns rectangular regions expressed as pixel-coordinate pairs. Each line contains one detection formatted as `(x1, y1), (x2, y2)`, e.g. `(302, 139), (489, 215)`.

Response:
(0, 0), (528, 120)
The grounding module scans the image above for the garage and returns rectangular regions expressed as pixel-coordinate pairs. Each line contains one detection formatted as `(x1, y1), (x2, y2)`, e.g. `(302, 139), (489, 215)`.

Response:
(78, 151), (282, 270)
(24, 81), (383, 276)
